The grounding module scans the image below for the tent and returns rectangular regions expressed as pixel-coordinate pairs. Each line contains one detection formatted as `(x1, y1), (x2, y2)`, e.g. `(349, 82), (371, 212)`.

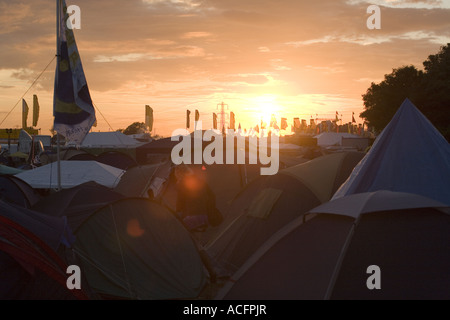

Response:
(79, 132), (142, 148)
(0, 175), (42, 208)
(333, 98), (450, 206)
(15, 161), (125, 189)
(135, 138), (179, 165)
(314, 132), (360, 147)
(206, 151), (365, 273)
(0, 200), (92, 300)
(114, 162), (169, 198)
(32, 181), (125, 231)
(214, 205), (450, 300)
(71, 198), (208, 300)
(96, 151), (138, 170)
(0, 165), (24, 175)
(0, 214), (89, 300)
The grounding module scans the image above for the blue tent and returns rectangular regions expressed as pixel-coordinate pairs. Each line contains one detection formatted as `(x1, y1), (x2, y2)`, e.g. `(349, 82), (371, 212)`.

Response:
(333, 98), (450, 205)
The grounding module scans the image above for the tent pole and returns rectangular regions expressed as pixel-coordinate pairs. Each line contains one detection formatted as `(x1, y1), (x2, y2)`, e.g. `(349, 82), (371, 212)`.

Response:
(324, 215), (361, 300)
(56, 0), (62, 191)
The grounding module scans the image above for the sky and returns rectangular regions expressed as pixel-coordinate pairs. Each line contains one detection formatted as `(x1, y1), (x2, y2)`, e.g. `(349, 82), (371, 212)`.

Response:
(0, 0), (449, 137)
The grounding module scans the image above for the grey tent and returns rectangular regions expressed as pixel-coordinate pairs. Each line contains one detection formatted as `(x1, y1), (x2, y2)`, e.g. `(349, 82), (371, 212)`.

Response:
(333, 98), (450, 205)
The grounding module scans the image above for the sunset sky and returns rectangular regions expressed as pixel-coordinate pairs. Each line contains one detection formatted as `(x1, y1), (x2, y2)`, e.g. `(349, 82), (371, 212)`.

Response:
(0, 0), (449, 137)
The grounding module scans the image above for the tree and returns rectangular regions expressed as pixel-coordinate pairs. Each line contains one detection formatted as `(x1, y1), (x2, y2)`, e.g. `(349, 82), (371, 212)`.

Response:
(360, 65), (423, 133)
(360, 44), (450, 141)
(118, 122), (148, 135)
(419, 44), (450, 141)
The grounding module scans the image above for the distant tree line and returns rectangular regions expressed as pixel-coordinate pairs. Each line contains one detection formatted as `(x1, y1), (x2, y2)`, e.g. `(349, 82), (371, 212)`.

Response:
(360, 44), (450, 142)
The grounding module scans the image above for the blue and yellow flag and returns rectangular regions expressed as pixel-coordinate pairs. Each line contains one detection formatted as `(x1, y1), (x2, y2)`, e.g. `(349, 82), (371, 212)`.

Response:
(53, 0), (95, 145)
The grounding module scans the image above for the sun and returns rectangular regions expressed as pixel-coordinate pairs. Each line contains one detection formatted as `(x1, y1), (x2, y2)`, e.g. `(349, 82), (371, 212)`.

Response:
(252, 95), (281, 127)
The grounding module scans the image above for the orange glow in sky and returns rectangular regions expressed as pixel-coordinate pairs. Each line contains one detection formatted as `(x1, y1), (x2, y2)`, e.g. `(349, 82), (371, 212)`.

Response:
(0, 0), (449, 137)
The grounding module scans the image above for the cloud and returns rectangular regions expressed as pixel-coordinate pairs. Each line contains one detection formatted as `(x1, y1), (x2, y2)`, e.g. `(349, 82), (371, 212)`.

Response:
(346, 0), (450, 9)
(181, 31), (214, 39)
(212, 74), (270, 85)
(0, 0), (448, 135)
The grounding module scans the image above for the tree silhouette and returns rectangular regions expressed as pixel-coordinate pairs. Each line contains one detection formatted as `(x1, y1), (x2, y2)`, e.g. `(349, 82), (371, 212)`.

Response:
(360, 44), (450, 141)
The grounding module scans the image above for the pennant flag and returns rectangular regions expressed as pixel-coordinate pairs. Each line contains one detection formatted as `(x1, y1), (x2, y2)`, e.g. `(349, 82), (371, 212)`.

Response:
(270, 114), (277, 128)
(230, 112), (236, 130)
(32, 95), (40, 127)
(22, 99), (29, 129)
(261, 119), (267, 130)
(301, 119), (308, 129)
(335, 111), (339, 122)
(213, 113), (218, 130)
(281, 118), (288, 130)
(145, 105), (154, 132)
(186, 110), (191, 129)
(352, 112), (356, 123)
(195, 109), (200, 122)
(53, 0), (96, 145)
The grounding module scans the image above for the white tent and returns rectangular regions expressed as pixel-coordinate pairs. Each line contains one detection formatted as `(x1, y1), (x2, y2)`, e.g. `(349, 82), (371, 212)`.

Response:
(15, 161), (125, 189)
(332, 98), (450, 206)
(78, 132), (143, 148)
(314, 132), (359, 147)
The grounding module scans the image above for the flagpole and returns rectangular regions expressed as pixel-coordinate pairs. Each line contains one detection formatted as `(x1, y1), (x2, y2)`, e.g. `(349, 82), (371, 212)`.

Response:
(56, 0), (62, 191)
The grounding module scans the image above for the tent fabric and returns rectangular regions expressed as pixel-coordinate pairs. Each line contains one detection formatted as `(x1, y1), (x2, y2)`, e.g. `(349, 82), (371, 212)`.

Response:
(314, 132), (359, 147)
(216, 208), (450, 300)
(0, 165), (24, 175)
(79, 132), (142, 148)
(0, 216), (89, 300)
(114, 162), (168, 198)
(96, 152), (138, 170)
(332, 99), (450, 206)
(0, 175), (42, 208)
(206, 173), (321, 273)
(72, 198), (207, 300)
(281, 152), (364, 203)
(0, 200), (74, 252)
(309, 190), (449, 218)
(32, 181), (125, 231)
(205, 152), (364, 272)
(15, 161), (125, 189)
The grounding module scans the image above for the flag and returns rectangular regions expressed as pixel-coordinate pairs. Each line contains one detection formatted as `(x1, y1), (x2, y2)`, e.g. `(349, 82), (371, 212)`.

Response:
(335, 111), (339, 122)
(301, 119), (307, 129)
(22, 99), (29, 129)
(281, 118), (288, 130)
(186, 110), (191, 129)
(261, 119), (267, 130)
(145, 105), (153, 132)
(352, 112), (356, 123)
(213, 113), (218, 130)
(230, 112), (235, 130)
(32, 95), (40, 127)
(53, 0), (96, 145)
(195, 109), (200, 122)
(270, 114), (277, 128)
